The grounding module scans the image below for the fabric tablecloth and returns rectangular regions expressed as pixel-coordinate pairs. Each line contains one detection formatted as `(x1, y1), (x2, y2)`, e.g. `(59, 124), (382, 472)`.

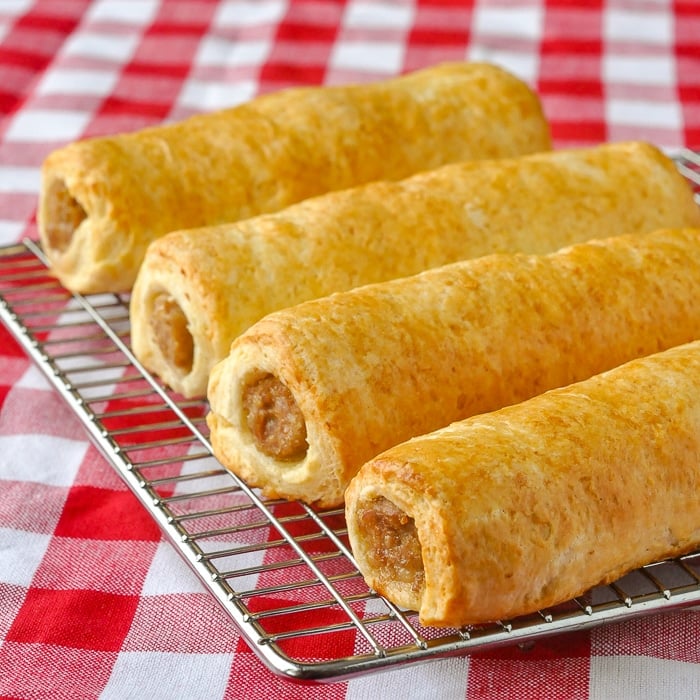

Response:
(1, 1), (699, 698)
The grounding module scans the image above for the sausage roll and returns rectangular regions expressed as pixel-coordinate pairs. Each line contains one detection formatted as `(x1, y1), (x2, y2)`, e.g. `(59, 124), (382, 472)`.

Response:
(345, 340), (700, 627)
(37, 61), (551, 294)
(130, 141), (700, 398)
(206, 227), (700, 508)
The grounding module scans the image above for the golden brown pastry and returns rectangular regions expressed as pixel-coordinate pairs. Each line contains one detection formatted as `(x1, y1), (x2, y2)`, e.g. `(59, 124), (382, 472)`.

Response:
(345, 340), (700, 627)
(37, 62), (551, 294)
(130, 141), (700, 398)
(207, 228), (700, 508)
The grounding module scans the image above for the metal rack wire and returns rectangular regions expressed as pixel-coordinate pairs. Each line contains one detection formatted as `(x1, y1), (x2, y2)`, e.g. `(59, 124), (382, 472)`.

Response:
(2, 148), (700, 682)
(676, 148), (700, 204)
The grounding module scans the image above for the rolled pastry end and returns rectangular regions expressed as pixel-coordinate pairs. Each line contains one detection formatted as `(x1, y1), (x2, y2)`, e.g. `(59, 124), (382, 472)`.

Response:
(241, 373), (308, 461)
(351, 495), (425, 611)
(208, 352), (345, 506)
(42, 176), (87, 254)
(150, 293), (195, 374)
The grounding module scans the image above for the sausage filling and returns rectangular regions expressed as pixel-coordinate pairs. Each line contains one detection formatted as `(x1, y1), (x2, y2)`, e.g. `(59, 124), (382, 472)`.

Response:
(357, 496), (425, 596)
(150, 294), (194, 373)
(242, 374), (308, 461)
(45, 178), (87, 253)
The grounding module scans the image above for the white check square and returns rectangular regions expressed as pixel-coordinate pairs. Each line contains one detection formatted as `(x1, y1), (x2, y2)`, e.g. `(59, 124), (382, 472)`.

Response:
(0, 167), (40, 194)
(0, 527), (51, 587)
(87, 0), (159, 25)
(196, 36), (272, 67)
(344, 1), (415, 30)
(467, 46), (539, 85)
(0, 434), (87, 487)
(101, 651), (233, 700)
(472, 5), (544, 40)
(63, 31), (140, 63)
(589, 655), (700, 699)
(0, 222), (25, 246)
(214, 0), (287, 28)
(36, 68), (119, 97)
(607, 97), (681, 127)
(178, 79), (257, 111)
(141, 542), (207, 596)
(604, 54), (675, 87)
(14, 364), (50, 391)
(4, 109), (91, 143)
(0, 0), (33, 16)
(605, 9), (673, 44)
(347, 656), (470, 700)
(331, 40), (404, 74)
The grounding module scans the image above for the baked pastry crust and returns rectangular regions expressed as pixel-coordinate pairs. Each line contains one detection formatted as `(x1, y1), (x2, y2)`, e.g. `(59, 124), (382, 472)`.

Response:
(131, 141), (700, 397)
(206, 227), (700, 508)
(37, 61), (551, 294)
(345, 340), (700, 627)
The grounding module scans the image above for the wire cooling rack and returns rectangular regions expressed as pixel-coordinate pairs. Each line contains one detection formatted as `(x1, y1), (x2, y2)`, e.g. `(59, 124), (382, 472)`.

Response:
(2, 148), (700, 682)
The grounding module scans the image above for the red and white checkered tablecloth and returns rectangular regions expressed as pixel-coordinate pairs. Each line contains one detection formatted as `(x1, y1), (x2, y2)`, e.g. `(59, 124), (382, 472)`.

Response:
(1, 1), (700, 698)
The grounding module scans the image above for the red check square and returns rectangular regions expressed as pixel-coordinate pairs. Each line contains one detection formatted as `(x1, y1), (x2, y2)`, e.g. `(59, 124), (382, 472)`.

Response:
(54, 485), (161, 541)
(6, 587), (139, 651)
(0, 324), (25, 359)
